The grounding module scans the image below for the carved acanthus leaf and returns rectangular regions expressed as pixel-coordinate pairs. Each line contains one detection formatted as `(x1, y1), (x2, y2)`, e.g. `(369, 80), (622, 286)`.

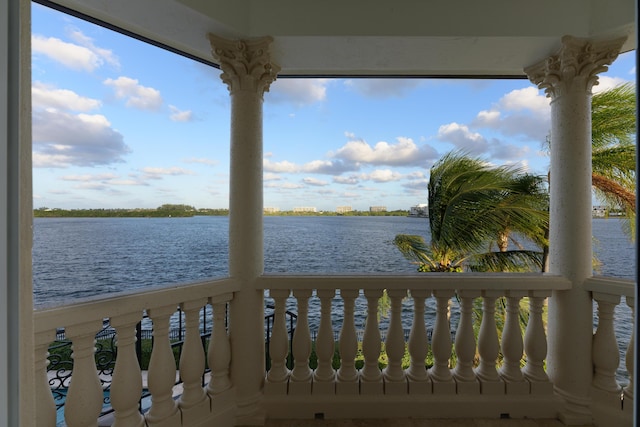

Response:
(525, 35), (626, 99)
(208, 34), (280, 96)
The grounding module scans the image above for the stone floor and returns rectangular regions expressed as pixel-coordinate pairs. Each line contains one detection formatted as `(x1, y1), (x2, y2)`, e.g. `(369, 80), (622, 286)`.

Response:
(264, 419), (589, 427)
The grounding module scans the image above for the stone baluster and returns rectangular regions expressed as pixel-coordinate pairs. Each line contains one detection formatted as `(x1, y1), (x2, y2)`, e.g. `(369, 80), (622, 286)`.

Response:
(289, 289), (313, 394)
(452, 290), (479, 394)
(383, 289), (408, 393)
(265, 289), (290, 394)
(592, 292), (621, 393)
(406, 289), (430, 394)
(475, 291), (503, 394)
(207, 300), (232, 396)
(360, 289), (383, 394)
(35, 330), (57, 427)
(429, 290), (455, 394)
(336, 289), (359, 394)
(145, 305), (180, 426)
(179, 300), (210, 423)
(624, 296), (634, 405)
(500, 292), (528, 394)
(313, 289), (336, 394)
(522, 292), (552, 394)
(110, 313), (145, 427)
(63, 320), (104, 427)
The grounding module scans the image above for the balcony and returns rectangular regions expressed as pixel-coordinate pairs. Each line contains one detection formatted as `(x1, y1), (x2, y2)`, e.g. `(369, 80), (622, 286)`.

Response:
(33, 273), (634, 426)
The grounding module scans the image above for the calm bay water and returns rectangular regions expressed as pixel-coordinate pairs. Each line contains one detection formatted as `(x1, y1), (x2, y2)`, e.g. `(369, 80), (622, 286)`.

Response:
(33, 215), (635, 305)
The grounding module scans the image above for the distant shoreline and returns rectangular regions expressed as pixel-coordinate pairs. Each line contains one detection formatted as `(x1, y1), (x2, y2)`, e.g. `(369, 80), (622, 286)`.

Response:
(34, 206), (411, 218)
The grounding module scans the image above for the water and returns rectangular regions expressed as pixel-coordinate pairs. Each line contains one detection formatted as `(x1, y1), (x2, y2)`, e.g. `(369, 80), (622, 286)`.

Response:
(33, 216), (635, 304)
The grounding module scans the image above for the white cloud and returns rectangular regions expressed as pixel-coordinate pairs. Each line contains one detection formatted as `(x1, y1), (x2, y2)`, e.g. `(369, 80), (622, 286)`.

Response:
(32, 110), (130, 168)
(141, 167), (195, 179)
(302, 177), (329, 186)
(334, 175), (360, 185)
(593, 75), (629, 94)
(263, 159), (299, 173)
(32, 31), (117, 72)
(264, 173), (282, 181)
(61, 173), (118, 182)
(169, 105), (194, 122)
(104, 76), (163, 110)
(472, 86), (550, 141)
(333, 136), (437, 167)
(437, 122), (488, 154)
(267, 79), (329, 106)
(263, 158), (357, 175)
(361, 169), (402, 183)
(67, 28), (119, 68)
(344, 79), (422, 98)
(32, 82), (101, 111)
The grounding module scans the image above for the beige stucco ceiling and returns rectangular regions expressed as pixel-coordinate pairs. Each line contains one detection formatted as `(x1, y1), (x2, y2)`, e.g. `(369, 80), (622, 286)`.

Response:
(46, 0), (636, 77)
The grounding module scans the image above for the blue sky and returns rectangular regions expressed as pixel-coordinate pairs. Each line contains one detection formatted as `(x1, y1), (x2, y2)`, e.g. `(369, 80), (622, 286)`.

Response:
(31, 3), (636, 212)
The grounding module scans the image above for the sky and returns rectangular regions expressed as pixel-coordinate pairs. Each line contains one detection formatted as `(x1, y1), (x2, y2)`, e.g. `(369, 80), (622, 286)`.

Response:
(31, 3), (637, 212)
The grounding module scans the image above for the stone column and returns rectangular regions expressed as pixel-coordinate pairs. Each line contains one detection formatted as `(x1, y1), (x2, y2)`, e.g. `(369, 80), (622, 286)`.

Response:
(525, 35), (625, 424)
(208, 34), (279, 425)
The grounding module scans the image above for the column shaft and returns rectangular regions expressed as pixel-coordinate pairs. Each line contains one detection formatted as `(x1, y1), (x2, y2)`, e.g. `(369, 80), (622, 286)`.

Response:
(526, 35), (626, 424)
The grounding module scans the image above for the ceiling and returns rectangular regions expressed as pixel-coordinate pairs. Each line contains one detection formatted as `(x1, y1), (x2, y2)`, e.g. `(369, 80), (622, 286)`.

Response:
(45, 0), (636, 77)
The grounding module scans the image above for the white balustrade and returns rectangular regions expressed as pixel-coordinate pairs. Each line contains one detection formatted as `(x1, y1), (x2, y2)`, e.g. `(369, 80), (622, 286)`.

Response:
(145, 305), (181, 426)
(336, 289), (359, 394)
(475, 291), (503, 394)
(290, 289), (313, 394)
(406, 289), (430, 393)
(383, 289), (408, 393)
(522, 292), (551, 391)
(35, 330), (57, 427)
(64, 320), (104, 427)
(429, 290), (455, 393)
(313, 289), (336, 394)
(360, 289), (383, 394)
(110, 312), (145, 427)
(452, 290), (479, 393)
(592, 292), (621, 393)
(179, 300), (210, 423)
(265, 289), (290, 392)
(207, 300), (232, 395)
(500, 292), (528, 394)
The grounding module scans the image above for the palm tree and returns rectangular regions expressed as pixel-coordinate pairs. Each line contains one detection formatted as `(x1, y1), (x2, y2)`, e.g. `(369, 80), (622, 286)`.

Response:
(394, 151), (549, 273)
(590, 82), (636, 223)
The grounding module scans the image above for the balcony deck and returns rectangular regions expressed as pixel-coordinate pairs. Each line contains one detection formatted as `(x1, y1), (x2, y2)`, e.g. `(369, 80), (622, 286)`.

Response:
(264, 418), (588, 427)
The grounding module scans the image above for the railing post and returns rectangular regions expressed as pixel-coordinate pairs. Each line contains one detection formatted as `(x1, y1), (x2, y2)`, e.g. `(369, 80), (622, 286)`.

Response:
(264, 289), (290, 394)
(592, 292), (621, 393)
(178, 299), (210, 424)
(429, 290), (456, 394)
(35, 330), (56, 427)
(360, 288), (383, 394)
(406, 289), (431, 394)
(110, 312), (145, 427)
(289, 289), (313, 394)
(336, 289), (359, 395)
(145, 305), (180, 427)
(475, 290), (504, 394)
(207, 300), (232, 395)
(64, 320), (104, 427)
(383, 288), (408, 394)
(313, 289), (336, 394)
(522, 292), (552, 394)
(452, 290), (480, 394)
(500, 291), (528, 394)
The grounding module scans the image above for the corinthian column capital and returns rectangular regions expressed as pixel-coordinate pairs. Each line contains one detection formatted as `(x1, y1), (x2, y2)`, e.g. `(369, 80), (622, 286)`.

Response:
(208, 34), (280, 96)
(525, 35), (626, 99)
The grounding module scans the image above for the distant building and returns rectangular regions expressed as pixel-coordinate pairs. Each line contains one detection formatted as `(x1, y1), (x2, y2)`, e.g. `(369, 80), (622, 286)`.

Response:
(592, 205), (607, 217)
(369, 206), (387, 213)
(336, 206), (352, 214)
(264, 207), (280, 214)
(409, 204), (428, 217)
(293, 207), (317, 213)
